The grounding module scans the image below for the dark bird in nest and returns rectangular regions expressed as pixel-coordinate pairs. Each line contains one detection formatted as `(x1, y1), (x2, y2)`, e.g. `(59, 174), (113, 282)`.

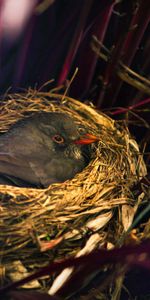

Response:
(0, 112), (99, 188)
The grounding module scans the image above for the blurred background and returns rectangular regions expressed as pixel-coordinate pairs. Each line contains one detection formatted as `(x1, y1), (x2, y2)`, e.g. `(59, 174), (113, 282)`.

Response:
(0, 0), (149, 104)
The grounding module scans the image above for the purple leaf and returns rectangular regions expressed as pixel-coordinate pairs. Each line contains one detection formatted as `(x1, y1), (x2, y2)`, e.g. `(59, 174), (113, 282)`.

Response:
(9, 290), (60, 300)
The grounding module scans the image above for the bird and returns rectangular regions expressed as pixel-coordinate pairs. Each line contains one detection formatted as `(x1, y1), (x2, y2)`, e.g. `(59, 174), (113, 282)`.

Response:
(0, 111), (99, 188)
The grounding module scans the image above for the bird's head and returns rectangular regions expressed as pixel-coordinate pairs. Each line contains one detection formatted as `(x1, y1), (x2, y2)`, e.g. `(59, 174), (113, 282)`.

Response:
(38, 112), (99, 148)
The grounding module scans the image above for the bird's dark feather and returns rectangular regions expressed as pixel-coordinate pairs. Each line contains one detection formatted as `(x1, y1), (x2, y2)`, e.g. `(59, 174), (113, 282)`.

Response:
(0, 112), (92, 188)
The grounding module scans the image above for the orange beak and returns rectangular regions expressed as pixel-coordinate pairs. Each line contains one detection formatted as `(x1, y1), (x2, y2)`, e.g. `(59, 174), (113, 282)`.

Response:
(74, 133), (99, 145)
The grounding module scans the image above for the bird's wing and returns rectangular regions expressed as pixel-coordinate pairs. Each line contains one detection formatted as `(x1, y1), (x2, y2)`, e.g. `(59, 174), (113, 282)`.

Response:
(0, 152), (42, 186)
(0, 128), (46, 186)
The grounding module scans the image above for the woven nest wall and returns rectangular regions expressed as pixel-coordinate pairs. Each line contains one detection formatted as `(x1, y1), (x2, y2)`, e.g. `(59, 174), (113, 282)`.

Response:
(0, 91), (147, 291)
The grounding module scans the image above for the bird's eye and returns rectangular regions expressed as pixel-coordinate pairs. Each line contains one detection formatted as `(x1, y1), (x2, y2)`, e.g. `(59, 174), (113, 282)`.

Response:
(52, 135), (64, 144)
(78, 127), (86, 135)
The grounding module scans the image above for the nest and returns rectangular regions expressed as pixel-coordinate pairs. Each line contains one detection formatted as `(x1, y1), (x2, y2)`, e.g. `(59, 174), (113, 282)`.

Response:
(0, 90), (147, 296)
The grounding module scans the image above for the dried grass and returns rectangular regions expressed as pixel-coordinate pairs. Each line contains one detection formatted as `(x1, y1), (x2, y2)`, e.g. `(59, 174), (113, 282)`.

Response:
(0, 90), (147, 294)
